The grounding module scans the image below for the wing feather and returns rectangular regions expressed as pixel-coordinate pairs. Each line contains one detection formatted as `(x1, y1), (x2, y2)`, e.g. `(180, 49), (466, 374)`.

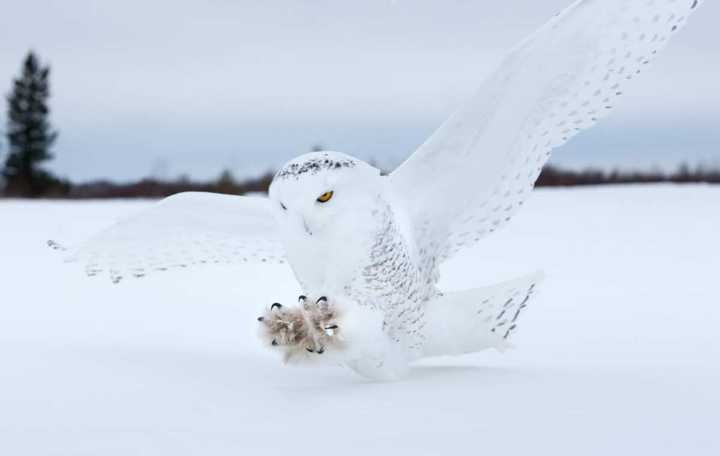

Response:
(390, 0), (701, 261)
(58, 192), (284, 283)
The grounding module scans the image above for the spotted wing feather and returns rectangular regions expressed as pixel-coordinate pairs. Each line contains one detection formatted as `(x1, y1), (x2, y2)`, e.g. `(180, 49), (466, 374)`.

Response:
(60, 192), (284, 283)
(390, 0), (702, 262)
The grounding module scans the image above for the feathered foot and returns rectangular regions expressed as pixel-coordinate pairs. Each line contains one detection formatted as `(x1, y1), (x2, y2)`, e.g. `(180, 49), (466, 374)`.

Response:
(258, 295), (343, 361)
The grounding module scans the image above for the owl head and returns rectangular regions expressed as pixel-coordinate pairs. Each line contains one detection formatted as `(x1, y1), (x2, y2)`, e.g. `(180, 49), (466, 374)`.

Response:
(269, 151), (383, 237)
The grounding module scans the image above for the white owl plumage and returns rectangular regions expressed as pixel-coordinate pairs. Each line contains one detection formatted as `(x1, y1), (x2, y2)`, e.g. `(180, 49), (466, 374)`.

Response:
(55, 0), (702, 379)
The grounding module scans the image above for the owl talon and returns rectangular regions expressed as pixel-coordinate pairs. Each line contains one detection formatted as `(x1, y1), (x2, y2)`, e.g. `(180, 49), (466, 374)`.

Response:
(258, 294), (343, 361)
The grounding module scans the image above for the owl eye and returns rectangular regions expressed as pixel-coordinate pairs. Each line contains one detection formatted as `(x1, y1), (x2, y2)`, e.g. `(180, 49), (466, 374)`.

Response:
(316, 191), (334, 203)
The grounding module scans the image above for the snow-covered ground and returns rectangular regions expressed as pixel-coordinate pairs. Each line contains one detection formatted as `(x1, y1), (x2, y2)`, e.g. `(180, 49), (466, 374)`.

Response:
(1, 185), (719, 455)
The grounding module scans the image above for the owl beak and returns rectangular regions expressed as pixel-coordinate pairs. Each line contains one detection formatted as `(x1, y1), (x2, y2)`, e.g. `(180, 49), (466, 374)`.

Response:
(302, 217), (313, 236)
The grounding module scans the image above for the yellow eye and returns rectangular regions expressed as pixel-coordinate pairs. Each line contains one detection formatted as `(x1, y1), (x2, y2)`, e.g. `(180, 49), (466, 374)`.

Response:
(316, 191), (334, 203)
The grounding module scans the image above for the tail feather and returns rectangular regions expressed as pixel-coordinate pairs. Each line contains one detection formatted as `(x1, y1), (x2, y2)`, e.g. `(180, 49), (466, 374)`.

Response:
(422, 271), (543, 358)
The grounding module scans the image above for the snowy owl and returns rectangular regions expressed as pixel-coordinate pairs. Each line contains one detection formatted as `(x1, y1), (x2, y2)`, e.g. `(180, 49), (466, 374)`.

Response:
(53, 0), (701, 380)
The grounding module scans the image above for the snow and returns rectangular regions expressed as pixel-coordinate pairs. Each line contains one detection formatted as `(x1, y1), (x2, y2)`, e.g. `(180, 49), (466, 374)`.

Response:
(1, 185), (719, 455)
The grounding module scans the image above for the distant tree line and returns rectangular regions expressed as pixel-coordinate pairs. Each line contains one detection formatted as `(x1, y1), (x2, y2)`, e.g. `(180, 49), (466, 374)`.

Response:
(2, 52), (719, 199)
(65, 171), (275, 199)
(535, 164), (720, 187)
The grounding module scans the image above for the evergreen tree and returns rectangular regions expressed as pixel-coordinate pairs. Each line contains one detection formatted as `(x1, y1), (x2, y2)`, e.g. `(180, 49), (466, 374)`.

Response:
(2, 51), (59, 197)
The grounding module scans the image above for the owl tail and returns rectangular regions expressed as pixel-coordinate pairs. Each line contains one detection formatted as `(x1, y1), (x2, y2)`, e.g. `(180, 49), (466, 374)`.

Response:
(421, 271), (544, 358)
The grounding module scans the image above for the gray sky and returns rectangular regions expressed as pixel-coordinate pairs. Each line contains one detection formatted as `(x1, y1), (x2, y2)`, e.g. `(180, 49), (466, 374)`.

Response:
(2, 0), (718, 182)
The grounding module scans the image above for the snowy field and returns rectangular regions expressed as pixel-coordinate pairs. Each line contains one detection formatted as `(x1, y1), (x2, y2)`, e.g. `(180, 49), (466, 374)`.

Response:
(1, 184), (719, 455)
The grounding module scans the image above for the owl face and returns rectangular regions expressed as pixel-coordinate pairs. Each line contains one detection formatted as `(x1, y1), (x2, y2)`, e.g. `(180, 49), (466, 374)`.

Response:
(269, 151), (382, 237)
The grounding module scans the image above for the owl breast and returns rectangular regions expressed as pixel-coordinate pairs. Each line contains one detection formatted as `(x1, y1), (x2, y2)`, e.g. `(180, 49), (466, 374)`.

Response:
(283, 198), (435, 354)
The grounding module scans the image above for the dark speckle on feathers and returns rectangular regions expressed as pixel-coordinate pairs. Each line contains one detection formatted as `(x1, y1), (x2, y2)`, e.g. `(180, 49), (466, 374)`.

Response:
(275, 155), (357, 180)
(485, 281), (537, 339)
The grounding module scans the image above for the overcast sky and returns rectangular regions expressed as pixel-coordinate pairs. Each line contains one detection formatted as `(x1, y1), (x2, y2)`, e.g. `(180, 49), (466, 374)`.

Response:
(2, 0), (718, 182)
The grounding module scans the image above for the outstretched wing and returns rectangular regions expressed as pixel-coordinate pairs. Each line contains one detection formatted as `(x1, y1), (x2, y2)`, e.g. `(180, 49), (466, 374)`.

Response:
(57, 192), (284, 283)
(390, 0), (701, 261)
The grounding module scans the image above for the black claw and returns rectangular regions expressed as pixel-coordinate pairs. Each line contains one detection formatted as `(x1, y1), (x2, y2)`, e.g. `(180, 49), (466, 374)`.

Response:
(316, 296), (327, 305)
(325, 324), (338, 330)
(317, 347), (325, 354)
(306, 347), (315, 353)
(257, 316), (264, 322)
(270, 303), (282, 311)
(271, 339), (278, 346)
(298, 295), (307, 303)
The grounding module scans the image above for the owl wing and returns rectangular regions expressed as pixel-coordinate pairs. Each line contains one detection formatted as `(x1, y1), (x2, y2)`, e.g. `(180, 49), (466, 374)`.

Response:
(389, 0), (701, 262)
(55, 192), (284, 283)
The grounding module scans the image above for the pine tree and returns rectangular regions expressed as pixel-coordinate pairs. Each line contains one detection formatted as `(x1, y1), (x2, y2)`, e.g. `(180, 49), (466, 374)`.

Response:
(2, 51), (59, 197)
